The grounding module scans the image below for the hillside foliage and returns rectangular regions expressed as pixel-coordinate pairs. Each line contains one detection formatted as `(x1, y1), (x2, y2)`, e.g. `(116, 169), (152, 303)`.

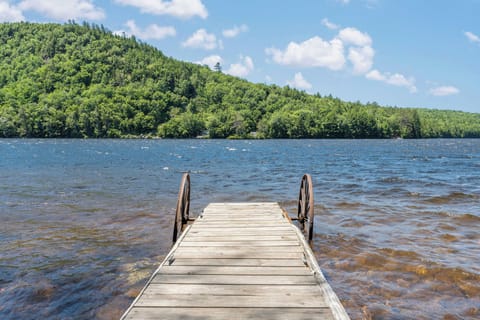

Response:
(0, 22), (479, 138)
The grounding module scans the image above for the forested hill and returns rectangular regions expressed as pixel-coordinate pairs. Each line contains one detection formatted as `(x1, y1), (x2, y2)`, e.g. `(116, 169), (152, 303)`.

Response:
(0, 22), (479, 139)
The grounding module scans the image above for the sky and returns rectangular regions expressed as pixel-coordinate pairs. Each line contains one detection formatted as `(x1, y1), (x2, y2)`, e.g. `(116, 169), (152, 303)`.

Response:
(0, 0), (479, 113)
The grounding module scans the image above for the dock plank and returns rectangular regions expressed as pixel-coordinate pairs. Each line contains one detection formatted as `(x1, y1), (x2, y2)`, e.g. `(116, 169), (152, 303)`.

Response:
(171, 258), (306, 267)
(142, 283), (322, 295)
(175, 246), (303, 254)
(124, 307), (333, 320)
(172, 251), (304, 259)
(187, 230), (295, 236)
(152, 274), (318, 285)
(179, 240), (299, 247)
(157, 265), (312, 275)
(135, 293), (328, 308)
(182, 235), (298, 241)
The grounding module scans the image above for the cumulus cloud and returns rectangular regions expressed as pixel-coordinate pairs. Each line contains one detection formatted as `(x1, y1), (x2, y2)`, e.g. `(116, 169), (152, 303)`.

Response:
(182, 29), (220, 50)
(366, 69), (417, 93)
(321, 18), (339, 30)
(19, 0), (104, 20)
(265, 36), (345, 70)
(0, 1), (24, 22)
(465, 31), (480, 44)
(266, 27), (375, 75)
(348, 45), (374, 74)
(428, 86), (460, 96)
(222, 24), (248, 38)
(226, 56), (254, 77)
(338, 27), (375, 74)
(338, 27), (372, 47)
(114, 20), (175, 40)
(196, 55), (223, 70)
(114, 0), (207, 19)
(266, 25), (418, 92)
(287, 72), (312, 90)
(365, 69), (385, 81)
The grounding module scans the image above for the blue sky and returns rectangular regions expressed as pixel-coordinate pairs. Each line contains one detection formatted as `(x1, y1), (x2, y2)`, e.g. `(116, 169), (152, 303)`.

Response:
(1, 0), (479, 113)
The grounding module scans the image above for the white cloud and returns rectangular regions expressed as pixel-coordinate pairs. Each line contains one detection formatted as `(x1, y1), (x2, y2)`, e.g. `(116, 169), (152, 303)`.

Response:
(266, 25), (413, 90)
(337, 0), (350, 4)
(265, 36), (345, 70)
(338, 27), (372, 47)
(114, 0), (207, 19)
(114, 20), (175, 40)
(226, 56), (254, 77)
(365, 69), (385, 81)
(387, 74), (416, 92)
(366, 69), (417, 93)
(0, 1), (24, 22)
(182, 29), (219, 50)
(321, 18), (339, 30)
(265, 27), (375, 74)
(196, 55), (223, 70)
(222, 24), (248, 38)
(19, 0), (104, 20)
(339, 27), (374, 74)
(287, 72), (312, 90)
(465, 31), (480, 44)
(429, 86), (460, 96)
(348, 45), (374, 74)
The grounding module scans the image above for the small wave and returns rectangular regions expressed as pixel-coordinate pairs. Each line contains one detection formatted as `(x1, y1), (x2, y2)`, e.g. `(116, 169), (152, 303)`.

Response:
(379, 177), (405, 183)
(440, 233), (458, 242)
(378, 248), (421, 260)
(437, 223), (456, 231)
(423, 192), (477, 205)
(454, 213), (480, 223)
(378, 186), (409, 197)
(338, 217), (364, 228)
(431, 211), (480, 223)
(335, 201), (362, 209)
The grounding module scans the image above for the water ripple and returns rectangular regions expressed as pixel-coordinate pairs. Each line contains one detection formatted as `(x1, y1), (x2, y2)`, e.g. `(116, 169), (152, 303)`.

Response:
(1, 139), (479, 319)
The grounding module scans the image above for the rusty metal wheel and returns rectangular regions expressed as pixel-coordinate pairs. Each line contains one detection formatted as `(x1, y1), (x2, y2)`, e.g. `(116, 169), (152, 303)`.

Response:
(172, 173), (190, 244)
(297, 174), (314, 242)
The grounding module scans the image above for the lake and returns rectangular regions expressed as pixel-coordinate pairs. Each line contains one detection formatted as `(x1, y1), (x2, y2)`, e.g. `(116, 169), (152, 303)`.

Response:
(0, 139), (479, 319)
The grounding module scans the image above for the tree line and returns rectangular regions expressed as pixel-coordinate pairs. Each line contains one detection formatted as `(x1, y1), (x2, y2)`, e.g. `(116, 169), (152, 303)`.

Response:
(0, 22), (479, 139)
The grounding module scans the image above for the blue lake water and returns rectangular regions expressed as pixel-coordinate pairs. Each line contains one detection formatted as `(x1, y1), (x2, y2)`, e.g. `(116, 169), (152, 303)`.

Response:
(0, 139), (479, 319)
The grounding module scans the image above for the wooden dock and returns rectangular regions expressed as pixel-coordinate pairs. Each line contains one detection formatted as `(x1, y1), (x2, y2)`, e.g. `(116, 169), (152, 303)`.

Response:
(121, 202), (350, 320)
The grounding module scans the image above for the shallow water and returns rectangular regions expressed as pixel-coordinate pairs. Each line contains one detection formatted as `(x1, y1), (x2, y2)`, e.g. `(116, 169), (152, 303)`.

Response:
(0, 139), (479, 319)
